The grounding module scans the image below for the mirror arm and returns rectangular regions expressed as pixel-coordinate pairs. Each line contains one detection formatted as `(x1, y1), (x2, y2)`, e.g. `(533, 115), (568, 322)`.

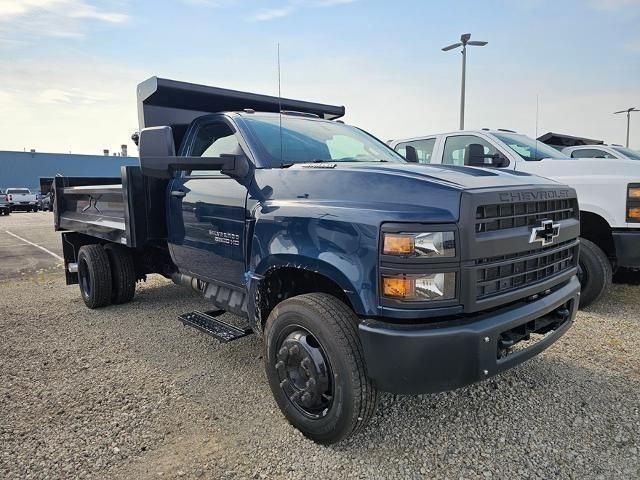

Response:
(140, 155), (238, 179)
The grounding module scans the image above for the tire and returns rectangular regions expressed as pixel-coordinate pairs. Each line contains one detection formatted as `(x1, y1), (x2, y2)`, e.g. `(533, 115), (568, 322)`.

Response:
(264, 293), (378, 444)
(104, 244), (136, 304)
(77, 245), (113, 309)
(577, 238), (612, 308)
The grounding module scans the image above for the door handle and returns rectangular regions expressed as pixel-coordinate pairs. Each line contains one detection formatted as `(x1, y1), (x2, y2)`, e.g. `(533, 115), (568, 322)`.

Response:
(170, 190), (186, 198)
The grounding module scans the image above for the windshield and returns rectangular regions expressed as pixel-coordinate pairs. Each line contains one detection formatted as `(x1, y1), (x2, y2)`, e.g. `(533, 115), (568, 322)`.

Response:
(241, 115), (406, 166)
(492, 132), (570, 161)
(611, 146), (640, 160)
(7, 189), (30, 194)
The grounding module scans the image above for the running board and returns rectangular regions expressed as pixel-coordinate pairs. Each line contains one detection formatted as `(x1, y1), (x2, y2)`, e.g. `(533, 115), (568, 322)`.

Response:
(178, 310), (252, 343)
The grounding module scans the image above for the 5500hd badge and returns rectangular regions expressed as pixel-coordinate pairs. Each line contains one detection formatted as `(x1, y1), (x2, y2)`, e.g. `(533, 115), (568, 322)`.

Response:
(209, 230), (240, 246)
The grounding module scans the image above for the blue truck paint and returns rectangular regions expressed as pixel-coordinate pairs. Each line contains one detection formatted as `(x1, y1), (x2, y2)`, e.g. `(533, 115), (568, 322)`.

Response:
(53, 78), (581, 442)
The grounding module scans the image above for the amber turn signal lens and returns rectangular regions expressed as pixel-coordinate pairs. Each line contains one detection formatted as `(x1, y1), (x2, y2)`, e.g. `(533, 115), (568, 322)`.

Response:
(382, 276), (415, 298)
(628, 207), (640, 219)
(383, 234), (414, 255)
(629, 187), (640, 199)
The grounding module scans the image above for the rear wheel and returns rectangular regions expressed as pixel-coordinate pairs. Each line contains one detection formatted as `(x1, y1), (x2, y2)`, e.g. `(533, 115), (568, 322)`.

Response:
(77, 245), (113, 309)
(577, 238), (612, 308)
(104, 244), (136, 304)
(264, 293), (378, 444)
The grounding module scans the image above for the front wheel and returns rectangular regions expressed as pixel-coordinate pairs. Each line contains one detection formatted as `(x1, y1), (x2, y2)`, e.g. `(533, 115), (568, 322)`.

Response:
(264, 293), (378, 444)
(577, 238), (612, 308)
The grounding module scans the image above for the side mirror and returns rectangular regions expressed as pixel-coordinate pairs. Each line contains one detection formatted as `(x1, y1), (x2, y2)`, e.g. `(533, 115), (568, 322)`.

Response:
(464, 143), (488, 166)
(464, 143), (509, 168)
(404, 145), (419, 163)
(138, 126), (251, 183)
(139, 126), (176, 158)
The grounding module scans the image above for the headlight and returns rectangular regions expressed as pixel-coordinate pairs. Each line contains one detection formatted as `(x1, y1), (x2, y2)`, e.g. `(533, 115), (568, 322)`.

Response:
(383, 231), (455, 257)
(627, 184), (640, 222)
(382, 272), (456, 301)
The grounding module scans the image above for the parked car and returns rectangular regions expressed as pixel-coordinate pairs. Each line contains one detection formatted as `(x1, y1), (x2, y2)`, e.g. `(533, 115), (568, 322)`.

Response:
(51, 77), (580, 444)
(561, 145), (640, 161)
(389, 130), (640, 307)
(0, 189), (11, 215)
(40, 192), (53, 212)
(5, 188), (39, 212)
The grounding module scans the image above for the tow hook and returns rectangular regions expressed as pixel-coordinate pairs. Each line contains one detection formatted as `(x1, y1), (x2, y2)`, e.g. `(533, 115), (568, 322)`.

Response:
(556, 307), (570, 321)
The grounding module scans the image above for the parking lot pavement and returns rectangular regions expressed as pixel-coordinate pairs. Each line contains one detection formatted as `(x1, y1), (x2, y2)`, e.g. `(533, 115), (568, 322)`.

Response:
(1, 213), (639, 479)
(0, 211), (63, 281)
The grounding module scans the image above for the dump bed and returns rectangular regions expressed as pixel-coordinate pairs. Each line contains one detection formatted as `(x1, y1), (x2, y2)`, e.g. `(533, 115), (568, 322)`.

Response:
(53, 166), (167, 247)
(137, 76), (345, 150)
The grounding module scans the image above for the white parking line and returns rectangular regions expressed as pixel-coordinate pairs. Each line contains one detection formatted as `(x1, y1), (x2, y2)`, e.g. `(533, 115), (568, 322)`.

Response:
(4, 230), (63, 261)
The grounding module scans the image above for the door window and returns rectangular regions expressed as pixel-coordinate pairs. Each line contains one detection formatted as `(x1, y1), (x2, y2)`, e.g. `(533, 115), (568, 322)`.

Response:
(189, 122), (240, 176)
(442, 135), (497, 166)
(395, 138), (436, 164)
(570, 148), (616, 159)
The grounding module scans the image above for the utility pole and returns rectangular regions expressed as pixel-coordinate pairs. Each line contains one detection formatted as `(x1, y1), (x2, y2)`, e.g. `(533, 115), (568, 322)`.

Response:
(442, 33), (488, 130)
(614, 107), (639, 148)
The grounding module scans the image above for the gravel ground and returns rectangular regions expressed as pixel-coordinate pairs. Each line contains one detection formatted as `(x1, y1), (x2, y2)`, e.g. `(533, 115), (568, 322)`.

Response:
(1, 266), (639, 478)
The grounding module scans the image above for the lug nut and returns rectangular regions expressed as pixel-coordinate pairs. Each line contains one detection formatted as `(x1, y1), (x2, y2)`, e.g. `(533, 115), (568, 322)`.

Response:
(279, 379), (289, 388)
(278, 346), (289, 360)
(306, 377), (316, 389)
(275, 360), (285, 371)
(301, 392), (312, 405)
(289, 344), (300, 356)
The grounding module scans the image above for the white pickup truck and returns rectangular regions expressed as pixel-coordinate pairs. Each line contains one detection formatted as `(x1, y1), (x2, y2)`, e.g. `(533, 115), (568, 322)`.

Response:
(561, 145), (640, 161)
(5, 188), (39, 212)
(389, 130), (640, 307)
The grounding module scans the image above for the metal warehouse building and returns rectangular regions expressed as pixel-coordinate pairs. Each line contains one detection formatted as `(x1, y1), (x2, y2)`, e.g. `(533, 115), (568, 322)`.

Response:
(0, 150), (139, 191)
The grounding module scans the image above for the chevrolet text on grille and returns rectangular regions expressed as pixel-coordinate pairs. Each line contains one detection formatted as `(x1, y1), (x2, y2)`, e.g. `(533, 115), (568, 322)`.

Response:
(498, 190), (572, 203)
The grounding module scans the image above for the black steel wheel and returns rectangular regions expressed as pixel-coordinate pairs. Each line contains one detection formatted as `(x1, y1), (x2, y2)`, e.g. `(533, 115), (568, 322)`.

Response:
(77, 245), (113, 309)
(274, 326), (334, 419)
(264, 293), (378, 444)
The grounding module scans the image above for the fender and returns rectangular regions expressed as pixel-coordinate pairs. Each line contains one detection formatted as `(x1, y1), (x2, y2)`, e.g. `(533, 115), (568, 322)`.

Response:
(245, 211), (380, 324)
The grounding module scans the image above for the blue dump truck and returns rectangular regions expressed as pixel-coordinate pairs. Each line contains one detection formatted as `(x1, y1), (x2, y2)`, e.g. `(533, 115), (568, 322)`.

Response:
(52, 77), (581, 443)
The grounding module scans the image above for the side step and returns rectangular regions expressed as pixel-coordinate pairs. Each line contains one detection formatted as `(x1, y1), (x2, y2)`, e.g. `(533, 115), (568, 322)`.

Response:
(178, 310), (253, 343)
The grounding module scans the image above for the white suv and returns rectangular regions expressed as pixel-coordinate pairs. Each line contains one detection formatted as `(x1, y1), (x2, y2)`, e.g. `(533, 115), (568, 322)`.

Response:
(389, 130), (640, 307)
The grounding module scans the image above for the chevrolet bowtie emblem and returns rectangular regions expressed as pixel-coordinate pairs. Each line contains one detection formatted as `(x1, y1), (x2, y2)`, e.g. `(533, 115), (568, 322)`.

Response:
(529, 219), (560, 246)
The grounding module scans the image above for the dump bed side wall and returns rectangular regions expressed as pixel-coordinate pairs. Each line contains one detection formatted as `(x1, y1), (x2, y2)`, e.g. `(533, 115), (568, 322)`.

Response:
(53, 166), (168, 248)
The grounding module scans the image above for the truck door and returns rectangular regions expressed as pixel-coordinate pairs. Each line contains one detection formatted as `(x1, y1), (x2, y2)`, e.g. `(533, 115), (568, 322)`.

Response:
(167, 119), (249, 287)
(440, 134), (513, 168)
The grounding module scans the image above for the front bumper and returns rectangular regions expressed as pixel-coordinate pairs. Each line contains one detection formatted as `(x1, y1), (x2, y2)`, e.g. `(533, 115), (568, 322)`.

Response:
(613, 230), (640, 268)
(358, 276), (580, 394)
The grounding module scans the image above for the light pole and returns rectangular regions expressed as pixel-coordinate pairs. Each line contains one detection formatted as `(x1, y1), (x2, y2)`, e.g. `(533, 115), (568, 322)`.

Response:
(614, 107), (639, 148)
(442, 33), (488, 130)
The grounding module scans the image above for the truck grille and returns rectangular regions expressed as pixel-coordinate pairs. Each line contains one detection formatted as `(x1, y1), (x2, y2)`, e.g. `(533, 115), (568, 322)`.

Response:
(476, 240), (577, 300)
(475, 199), (577, 233)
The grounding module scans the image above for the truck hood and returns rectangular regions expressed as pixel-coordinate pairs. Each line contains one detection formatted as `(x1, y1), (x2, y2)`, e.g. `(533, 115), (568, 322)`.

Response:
(253, 162), (565, 224)
(295, 162), (562, 190)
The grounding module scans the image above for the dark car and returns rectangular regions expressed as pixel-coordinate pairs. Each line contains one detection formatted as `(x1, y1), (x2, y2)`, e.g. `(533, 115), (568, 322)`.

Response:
(0, 189), (10, 215)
